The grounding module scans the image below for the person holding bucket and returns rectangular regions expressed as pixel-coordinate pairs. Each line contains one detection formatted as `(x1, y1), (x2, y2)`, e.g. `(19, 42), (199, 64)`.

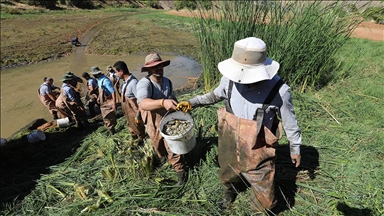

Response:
(55, 74), (89, 129)
(177, 37), (302, 212)
(136, 52), (187, 186)
(113, 60), (146, 144)
(90, 66), (117, 135)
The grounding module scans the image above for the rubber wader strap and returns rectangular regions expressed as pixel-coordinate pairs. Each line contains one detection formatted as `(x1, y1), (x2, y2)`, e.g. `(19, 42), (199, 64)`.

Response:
(145, 76), (154, 97)
(121, 78), (133, 103)
(99, 79), (105, 104)
(254, 79), (285, 135)
(145, 76), (174, 100)
(224, 80), (234, 114)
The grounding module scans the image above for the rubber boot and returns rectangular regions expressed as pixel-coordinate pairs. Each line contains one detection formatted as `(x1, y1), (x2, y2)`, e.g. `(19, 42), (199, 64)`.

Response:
(176, 170), (187, 186)
(109, 128), (116, 135)
(220, 188), (236, 209)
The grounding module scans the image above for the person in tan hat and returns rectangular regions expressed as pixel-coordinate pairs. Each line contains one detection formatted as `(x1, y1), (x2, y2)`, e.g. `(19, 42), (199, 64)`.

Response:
(55, 74), (89, 129)
(177, 37), (302, 212)
(136, 52), (187, 185)
(90, 66), (117, 135)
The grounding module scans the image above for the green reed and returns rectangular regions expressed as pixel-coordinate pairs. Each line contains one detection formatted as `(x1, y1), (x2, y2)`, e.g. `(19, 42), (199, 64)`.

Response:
(192, 0), (364, 92)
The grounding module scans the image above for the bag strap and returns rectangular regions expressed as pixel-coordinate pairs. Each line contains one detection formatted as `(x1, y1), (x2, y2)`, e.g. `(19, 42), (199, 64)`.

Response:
(253, 79), (285, 135)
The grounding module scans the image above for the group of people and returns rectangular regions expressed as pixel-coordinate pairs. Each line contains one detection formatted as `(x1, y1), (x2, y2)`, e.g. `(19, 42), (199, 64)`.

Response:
(37, 37), (303, 213)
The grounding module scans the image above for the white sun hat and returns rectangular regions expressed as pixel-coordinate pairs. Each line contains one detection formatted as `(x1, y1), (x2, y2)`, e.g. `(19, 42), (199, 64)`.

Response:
(218, 37), (280, 84)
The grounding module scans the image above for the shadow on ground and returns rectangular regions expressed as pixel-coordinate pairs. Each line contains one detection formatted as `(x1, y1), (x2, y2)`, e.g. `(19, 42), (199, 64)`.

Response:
(0, 118), (102, 207)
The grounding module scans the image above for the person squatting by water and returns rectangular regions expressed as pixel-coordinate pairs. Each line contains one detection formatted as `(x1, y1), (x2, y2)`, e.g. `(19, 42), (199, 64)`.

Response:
(71, 36), (81, 46)
(113, 60), (146, 144)
(38, 77), (60, 120)
(90, 66), (117, 135)
(82, 72), (99, 118)
(136, 52), (187, 186)
(177, 37), (302, 212)
(55, 74), (89, 129)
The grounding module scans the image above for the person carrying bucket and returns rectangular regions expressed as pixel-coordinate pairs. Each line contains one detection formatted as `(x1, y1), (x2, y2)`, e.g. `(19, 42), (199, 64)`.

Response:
(136, 52), (187, 186)
(38, 77), (59, 120)
(90, 66), (117, 135)
(113, 60), (146, 144)
(55, 74), (89, 129)
(176, 37), (302, 213)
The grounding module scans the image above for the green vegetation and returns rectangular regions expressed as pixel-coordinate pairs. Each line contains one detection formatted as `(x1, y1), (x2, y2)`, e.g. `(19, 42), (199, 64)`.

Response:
(1, 2), (383, 216)
(192, 0), (363, 93)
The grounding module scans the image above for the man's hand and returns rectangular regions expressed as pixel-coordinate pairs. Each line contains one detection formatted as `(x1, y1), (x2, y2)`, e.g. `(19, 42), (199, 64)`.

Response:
(162, 99), (178, 111)
(291, 154), (301, 167)
(176, 101), (192, 113)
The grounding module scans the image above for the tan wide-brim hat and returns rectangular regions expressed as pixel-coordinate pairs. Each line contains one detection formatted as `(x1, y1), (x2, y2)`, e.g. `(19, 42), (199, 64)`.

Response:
(218, 37), (279, 84)
(141, 52), (170, 72)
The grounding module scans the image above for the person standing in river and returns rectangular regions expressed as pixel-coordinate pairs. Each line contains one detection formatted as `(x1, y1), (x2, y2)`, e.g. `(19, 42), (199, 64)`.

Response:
(90, 66), (117, 135)
(177, 37), (302, 212)
(38, 77), (59, 120)
(113, 61), (146, 144)
(136, 52), (187, 185)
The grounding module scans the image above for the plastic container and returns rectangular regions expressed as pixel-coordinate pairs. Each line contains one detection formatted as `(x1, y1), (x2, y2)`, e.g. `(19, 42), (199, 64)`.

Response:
(159, 111), (196, 154)
(57, 117), (70, 128)
(27, 130), (46, 144)
(0, 138), (7, 147)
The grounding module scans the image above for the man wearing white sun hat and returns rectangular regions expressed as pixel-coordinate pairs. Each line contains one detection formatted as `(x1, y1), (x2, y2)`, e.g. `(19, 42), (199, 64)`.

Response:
(177, 37), (302, 212)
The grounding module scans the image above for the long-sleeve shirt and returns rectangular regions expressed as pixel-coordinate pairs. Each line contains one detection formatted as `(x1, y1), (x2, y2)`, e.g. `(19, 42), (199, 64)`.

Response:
(189, 75), (302, 155)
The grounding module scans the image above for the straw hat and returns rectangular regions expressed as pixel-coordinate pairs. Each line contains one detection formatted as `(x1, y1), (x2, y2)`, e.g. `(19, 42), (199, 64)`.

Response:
(218, 37), (279, 84)
(141, 52), (170, 72)
(90, 66), (103, 75)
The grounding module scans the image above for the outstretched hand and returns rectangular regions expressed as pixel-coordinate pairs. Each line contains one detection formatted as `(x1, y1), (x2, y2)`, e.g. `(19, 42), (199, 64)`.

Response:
(176, 101), (192, 113)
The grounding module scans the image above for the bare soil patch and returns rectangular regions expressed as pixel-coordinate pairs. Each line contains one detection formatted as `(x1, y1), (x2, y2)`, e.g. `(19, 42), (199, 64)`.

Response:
(165, 10), (384, 41)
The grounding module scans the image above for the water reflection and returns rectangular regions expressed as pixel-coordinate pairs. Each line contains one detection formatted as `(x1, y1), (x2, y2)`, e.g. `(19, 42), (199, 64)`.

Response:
(0, 54), (201, 138)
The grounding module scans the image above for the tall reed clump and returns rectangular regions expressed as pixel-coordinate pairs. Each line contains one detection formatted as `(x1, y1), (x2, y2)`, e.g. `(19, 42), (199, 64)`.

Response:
(192, 0), (364, 92)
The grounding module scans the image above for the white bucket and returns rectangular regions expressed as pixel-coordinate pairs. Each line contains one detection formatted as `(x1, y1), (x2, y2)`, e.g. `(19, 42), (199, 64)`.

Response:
(27, 130), (46, 144)
(57, 117), (70, 128)
(159, 111), (196, 155)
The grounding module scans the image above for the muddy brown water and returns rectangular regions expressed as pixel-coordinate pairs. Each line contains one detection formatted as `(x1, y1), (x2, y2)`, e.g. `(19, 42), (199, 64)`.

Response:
(0, 19), (202, 138)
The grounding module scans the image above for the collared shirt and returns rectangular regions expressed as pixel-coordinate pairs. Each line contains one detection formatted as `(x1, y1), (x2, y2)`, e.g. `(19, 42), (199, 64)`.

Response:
(97, 74), (115, 97)
(62, 83), (77, 102)
(39, 83), (52, 96)
(189, 75), (302, 155)
(121, 75), (138, 99)
(136, 76), (175, 104)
